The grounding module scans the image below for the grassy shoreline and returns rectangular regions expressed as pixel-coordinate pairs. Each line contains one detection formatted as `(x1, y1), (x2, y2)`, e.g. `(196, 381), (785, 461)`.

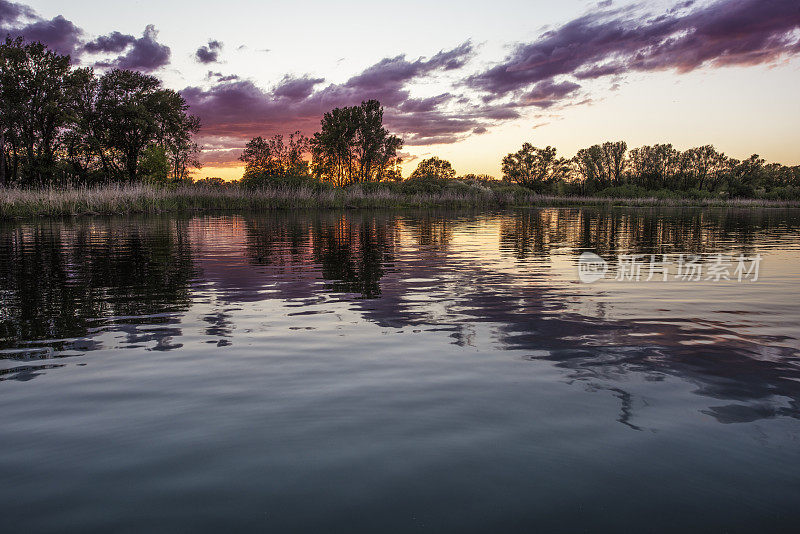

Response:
(2, 184), (799, 218)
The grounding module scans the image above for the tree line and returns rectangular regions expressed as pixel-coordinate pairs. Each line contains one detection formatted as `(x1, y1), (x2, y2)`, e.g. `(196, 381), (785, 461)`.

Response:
(499, 141), (800, 199)
(0, 37), (200, 186)
(237, 122), (799, 200)
(236, 101), (798, 200)
(4, 39), (798, 201)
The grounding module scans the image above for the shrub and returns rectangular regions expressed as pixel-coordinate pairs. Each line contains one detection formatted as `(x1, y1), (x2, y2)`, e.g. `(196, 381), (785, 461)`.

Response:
(240, 169), (318, 189)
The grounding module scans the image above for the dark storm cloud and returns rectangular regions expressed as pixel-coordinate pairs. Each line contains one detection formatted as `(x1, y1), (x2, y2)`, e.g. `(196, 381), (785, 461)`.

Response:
(467, 0), (800, 99)
(195, 39), (222, 64)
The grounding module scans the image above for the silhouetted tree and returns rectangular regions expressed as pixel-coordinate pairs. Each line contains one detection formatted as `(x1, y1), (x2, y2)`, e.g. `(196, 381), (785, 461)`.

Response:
(0, 38), (201, 186)
(726, 154), (765, 198)
(600, 141), (627, 186)
(558, 140), (798, 198)
(626, 144), (679, 189)
(409, 156), (456, 182)
(682, 145), (726, 190)
(0, 38), (75, 185)
(502, 144), (568, 192)
(310, 100), (402, 186)
(240, 131), (310, 186)
(152, 91), (201, 181)
(571, 141), (626, 190)
(97, 70), (197, 182)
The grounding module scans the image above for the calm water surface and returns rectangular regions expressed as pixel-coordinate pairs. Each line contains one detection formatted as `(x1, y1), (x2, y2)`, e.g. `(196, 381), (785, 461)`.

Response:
(2, 208), (800, 533)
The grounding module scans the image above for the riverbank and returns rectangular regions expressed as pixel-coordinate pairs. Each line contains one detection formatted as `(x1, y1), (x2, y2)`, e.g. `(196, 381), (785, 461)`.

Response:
(2, 184), (799, 218)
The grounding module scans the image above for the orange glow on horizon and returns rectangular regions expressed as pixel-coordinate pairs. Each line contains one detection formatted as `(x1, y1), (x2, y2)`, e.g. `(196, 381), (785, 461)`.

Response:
(194, 160), (424, 182)
(194, 166), (246, 181)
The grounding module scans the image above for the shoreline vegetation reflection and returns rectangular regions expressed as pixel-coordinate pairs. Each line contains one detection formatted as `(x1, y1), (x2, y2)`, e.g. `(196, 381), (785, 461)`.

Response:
(2, 207), (799, 427)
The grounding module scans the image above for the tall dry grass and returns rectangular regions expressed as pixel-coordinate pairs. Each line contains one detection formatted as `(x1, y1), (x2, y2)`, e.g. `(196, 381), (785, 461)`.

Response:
(1, 183), (798, 218)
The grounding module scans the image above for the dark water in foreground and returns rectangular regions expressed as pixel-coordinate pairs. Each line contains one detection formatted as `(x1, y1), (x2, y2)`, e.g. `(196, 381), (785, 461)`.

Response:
(2, 208), (800, 533)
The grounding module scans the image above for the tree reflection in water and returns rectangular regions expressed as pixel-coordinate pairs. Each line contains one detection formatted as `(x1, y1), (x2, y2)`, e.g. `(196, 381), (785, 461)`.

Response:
(1, 208), (799, 426)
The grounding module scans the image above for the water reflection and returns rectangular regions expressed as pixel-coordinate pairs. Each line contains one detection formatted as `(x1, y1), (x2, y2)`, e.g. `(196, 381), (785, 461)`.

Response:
(1, 208), (799, 426)
(499, 207), (800, 258)
(0, 218), (196, 358)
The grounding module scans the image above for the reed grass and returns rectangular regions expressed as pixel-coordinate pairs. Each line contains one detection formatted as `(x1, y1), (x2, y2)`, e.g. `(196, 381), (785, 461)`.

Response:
(1, 184), (798, 219)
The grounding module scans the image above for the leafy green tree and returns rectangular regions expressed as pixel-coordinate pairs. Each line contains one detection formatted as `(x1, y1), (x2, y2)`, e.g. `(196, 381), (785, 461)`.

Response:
(572, 146), (603, 190)
(1, 38), (202, 186)
(626, 144), (682, 189)
(352, 99), (403, 182)
(409, 157), (456, 182)
(139, 145), (170, 183)
(194, 176), (227, 187)
(681, 145), (725, 190)
(571, 141), (626, 190)
(240, 131), (311, 187)
(534, 138), (797, 199)
(311, 100), (402, 185)
(502, 143), (567, 192)
(96, 69), (198, 182)
(0, 37), (74, 185)
(726, 154), (765, 197)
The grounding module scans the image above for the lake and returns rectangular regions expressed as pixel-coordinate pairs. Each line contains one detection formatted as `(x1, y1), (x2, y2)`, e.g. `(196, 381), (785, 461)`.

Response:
(2, 208), (799, 533)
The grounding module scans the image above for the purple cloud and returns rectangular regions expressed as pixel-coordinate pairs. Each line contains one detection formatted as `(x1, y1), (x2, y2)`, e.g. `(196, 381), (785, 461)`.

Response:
(185, 0), (800, 168)
(182, 41), (489, 159)
(398, 94), (451, 113)
(181, 80), (316, 141)
(10, 15), (82, 56)
(195, 39), (222, 64)
(273, 75), (325, 100)
(426, 41), (475, 70)
(341, 41), (474, 102)
(0, 0), (34, 23)
(7, 0), (793, 171)
(521, 80), (581, 108)
(94, 25), (170, 71)
(2, 1), (172, 71)
(84, 31), (136, 53)
(206, 71), (239, 82)
(1, 1), (83, 56)
(468, 0), (800, 98)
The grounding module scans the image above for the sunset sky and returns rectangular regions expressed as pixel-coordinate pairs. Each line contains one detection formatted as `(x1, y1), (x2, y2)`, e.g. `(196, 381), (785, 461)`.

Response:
(3, 0), (800, 179)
